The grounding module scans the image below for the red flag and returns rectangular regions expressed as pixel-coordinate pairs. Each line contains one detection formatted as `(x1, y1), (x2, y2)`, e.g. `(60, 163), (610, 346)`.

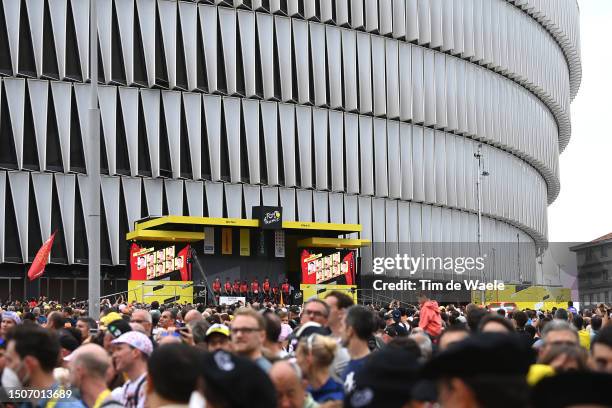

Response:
(27, 231), (57, 281)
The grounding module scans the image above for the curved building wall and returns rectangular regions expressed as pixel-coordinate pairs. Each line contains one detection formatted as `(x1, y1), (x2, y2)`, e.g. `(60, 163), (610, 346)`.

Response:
(0, 0), (580, 288)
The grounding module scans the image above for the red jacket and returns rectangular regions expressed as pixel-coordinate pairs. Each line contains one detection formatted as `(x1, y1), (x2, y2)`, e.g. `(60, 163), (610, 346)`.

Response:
(419, 300), (442, 337)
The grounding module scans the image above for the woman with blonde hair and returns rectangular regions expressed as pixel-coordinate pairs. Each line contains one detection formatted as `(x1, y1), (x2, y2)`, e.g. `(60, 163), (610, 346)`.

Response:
(295, 333), (344, 403)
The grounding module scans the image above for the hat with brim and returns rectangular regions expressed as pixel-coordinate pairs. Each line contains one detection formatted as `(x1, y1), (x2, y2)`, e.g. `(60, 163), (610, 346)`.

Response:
(205, 324), (230, 339)
(111, 331), (153, 356)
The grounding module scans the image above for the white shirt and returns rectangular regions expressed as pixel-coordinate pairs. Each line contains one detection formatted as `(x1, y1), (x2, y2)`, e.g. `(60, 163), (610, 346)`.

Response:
(112, 372), (147, 408)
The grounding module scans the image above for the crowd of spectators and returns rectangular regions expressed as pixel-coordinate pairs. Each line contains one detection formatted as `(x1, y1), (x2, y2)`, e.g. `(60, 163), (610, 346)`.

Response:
(0, 293), (611, 407)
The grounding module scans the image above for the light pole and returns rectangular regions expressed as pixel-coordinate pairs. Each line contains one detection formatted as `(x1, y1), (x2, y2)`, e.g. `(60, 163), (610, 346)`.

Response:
(88, 0), (101, 320)
(474, 144), (489, 304)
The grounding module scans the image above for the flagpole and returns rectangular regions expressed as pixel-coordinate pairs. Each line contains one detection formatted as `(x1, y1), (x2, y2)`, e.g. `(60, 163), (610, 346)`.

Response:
(88, 0), (101, 320)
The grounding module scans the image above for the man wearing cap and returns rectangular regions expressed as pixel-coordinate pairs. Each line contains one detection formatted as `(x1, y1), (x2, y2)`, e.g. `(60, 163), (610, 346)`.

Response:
(0, 311), (20, 346)
(103, 318), (132, 352)
(110, 331), (153, 408)
(68, 344), (123, 408)
(423, 333), (531, 408)
(206, 324), (231, 352)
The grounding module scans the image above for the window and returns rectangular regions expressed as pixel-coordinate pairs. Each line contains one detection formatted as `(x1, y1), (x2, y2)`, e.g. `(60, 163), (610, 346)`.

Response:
(601, 245), (608, 258)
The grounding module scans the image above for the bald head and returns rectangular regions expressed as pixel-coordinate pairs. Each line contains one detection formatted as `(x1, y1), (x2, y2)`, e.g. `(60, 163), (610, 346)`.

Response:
(70, 344), (112, 379)
(184, 310), (203, 324)
(269, 361), (305, 408)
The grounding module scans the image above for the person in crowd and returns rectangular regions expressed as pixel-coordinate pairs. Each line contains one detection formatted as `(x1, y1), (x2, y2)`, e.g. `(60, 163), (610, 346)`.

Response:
(145, 343), (200, 408)
(341, 305), (375, 393)
(479, 314), (515, 333)
(438, 325), (470, 351)
(590, 315), (603, 341)
(538, 343), (589, 372)
(295, 334), (344, 403)
(188, 320), (211, 350)
(158, 309), (177, 330)
(323, 291), (353, 339)
(3, 325), (85, 407)
(301, 299), (330, 327)
(554, 308), (569, 321)
(205, 324), (231, 352)
(67, 343), (123, 408)
(230, 308), (272, 372)
(184, 309), (204, 325)
(269, 360), (318, 408)
(103, 318), (133, 351)
(130, 309), (154, 339)
(466, 307), (487, 333)
(410, 330), (433, 360)
(198, 350), (277, 408)
(345, 346), (421, 408)
(263, 311), (288, 359)
(46, 311), (65, 331)
(590, 325), (612, 373)
(75, 317), (97, 344)
(0, 311), (20, 346)
(110, 331), (153, 408)
(424, 333), (531, 408)
(538, 320), (580, 360)
(571, 314), (591, 349)
(417, 292), (442, 339)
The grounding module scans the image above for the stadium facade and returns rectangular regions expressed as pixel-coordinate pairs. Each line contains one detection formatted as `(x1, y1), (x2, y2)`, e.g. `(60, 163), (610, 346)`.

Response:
(0, 0), (581, 301)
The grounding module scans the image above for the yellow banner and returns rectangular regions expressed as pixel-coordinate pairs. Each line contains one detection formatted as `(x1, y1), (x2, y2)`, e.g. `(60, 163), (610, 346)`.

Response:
(128, 280), (194, 304)
(239, 229), (250, 256)
(300, 284), (357, 304)
(222, 228), (232, 255)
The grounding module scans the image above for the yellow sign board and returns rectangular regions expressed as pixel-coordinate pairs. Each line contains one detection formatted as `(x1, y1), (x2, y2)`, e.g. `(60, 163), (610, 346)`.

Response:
(472, 284), (572, 311)
(300, 284), (358, 304)
(239, 229), (250, 256)
(128, 280), (194, 304)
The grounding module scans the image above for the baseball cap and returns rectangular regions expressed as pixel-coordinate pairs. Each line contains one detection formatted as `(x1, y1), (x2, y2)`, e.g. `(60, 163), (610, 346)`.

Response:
(205, 324), (230, 339)
(111, 331), (153, 356)
(106, 319), (132, 339)
(100, 312), (123, 326)
(199, 350), (276, 408)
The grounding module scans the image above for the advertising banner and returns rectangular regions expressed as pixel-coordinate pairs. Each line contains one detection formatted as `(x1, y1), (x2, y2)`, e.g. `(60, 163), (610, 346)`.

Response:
(130, 243), (191, 281)
(128, 280), (194, 304)
(301, 249), (356, 285)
